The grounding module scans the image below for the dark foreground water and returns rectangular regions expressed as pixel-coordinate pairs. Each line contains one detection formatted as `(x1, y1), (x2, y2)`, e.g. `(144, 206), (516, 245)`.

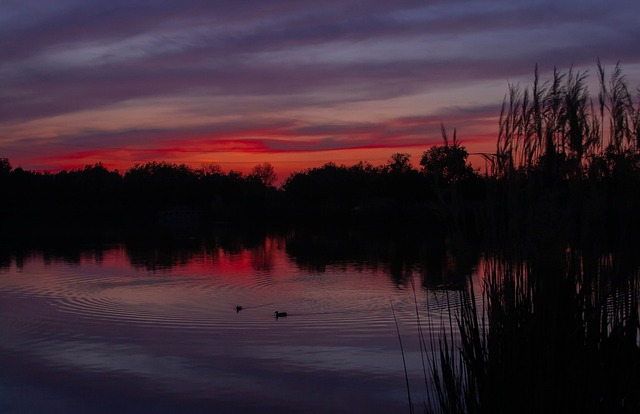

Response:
(0, 231), (466, 413)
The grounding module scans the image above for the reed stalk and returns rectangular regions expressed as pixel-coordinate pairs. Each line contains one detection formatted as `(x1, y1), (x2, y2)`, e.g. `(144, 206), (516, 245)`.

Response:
(428, 246), (640, 413)
(427, 61), (640, 414)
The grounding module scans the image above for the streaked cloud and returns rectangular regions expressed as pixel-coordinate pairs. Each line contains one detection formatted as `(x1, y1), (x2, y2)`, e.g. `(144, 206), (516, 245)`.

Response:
(1, 0), (638, 175)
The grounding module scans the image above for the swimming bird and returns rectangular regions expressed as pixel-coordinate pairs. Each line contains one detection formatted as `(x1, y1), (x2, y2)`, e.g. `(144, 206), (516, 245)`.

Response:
(274, 311), (288, 318)
(236, 306), (243, 313)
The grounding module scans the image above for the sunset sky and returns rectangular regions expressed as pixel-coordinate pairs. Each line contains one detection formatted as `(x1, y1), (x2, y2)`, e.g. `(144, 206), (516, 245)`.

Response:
(1, 0), (639, 179)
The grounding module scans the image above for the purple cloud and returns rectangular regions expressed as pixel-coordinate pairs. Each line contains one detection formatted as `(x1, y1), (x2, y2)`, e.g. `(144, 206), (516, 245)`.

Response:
(1, 0), (639, 172)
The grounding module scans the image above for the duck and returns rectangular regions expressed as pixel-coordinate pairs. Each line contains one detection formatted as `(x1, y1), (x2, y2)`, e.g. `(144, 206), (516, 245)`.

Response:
(236, 306), (243, 313)
(274, 311), (288, 318)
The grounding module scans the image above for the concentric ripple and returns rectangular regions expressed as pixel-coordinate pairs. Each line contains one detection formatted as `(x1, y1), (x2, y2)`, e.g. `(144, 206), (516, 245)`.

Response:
(0, 243), (473, 414)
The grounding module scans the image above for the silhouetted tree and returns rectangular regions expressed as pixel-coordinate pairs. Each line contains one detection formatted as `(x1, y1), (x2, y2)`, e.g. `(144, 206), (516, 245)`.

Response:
(199, 162), (222, 176)
(249, 162), (277, 187)
(420, 143), (475, 185)
(387, 153), (413, 174)
(0, 158), (10, 175)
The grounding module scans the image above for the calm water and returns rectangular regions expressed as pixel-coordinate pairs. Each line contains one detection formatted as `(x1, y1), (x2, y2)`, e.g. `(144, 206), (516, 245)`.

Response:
(0, 231), (468, 413)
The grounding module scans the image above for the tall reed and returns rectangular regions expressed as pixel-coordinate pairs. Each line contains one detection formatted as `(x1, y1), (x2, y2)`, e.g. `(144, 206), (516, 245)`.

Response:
(428, 61), (640, 414)
(488, 62), (639, 180)
(427, 245), (640, 414)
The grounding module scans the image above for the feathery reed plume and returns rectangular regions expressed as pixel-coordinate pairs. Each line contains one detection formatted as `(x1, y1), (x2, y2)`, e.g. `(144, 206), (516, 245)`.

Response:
(427, 61), (640, 414)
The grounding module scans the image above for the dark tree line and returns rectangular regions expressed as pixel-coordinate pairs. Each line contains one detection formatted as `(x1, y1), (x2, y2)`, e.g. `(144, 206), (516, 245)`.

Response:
(2, 63), (639, 241)
(0, 160), (283, 230)
(0, 140), (482, 232)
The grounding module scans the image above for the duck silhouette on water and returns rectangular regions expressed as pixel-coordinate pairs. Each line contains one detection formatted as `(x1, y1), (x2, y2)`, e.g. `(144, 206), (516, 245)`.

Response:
(236, 306), (243, 313)
(274, 311), (288, 319)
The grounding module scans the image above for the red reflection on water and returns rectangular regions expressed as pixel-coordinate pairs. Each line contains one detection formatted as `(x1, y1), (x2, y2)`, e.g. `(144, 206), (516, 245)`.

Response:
(192, 236), (284, 275)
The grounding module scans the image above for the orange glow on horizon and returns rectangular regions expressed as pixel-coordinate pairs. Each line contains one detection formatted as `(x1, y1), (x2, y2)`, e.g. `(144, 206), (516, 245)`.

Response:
(26, 131), (497, 183)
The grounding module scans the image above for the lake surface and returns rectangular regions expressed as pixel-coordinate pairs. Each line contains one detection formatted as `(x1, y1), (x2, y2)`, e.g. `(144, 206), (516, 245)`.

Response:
(0, 229), (469, 413)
